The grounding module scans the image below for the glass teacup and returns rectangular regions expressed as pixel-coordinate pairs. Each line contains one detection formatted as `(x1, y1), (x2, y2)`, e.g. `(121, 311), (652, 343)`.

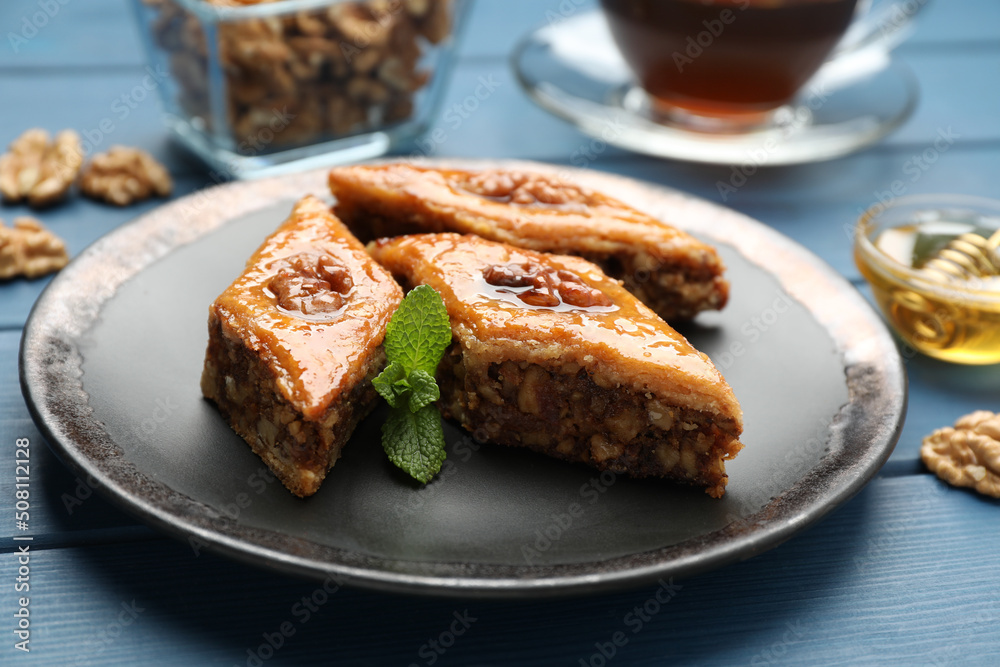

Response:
(600, 0), (926, 133)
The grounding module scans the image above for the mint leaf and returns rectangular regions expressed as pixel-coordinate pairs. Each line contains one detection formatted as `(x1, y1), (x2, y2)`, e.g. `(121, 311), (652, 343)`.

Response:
(406, 369), (440, 413)
(382, 405), (446, 484)
(384, 284), (452, 376)
(372, 361), (407, 408)
(377, 285), (452, 484)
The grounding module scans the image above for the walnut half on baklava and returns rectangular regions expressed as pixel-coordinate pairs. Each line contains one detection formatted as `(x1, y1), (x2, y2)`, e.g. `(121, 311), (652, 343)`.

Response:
(369, 233), (743, 497)
(329, 163), (729, 321)
(201, 196), (403, 497)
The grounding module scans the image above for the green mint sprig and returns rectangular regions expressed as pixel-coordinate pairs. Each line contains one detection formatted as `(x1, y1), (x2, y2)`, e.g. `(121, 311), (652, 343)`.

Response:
(372, 285), (452, 483)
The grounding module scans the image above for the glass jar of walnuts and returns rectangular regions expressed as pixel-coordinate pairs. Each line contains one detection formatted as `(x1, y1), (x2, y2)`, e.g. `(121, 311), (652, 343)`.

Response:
(132, 0), (466, 178)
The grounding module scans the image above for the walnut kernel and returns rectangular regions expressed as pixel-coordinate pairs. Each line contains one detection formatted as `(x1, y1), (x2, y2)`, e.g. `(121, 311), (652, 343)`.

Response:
(483, 261), (613, 309)
(456, 170), (593, 207)
(0, 129), (83, 207)
(80, 146), (173, 206)
(921, 410), (1000, 498)
(267, 252), (353, 317)
(0, 217), (69, 280)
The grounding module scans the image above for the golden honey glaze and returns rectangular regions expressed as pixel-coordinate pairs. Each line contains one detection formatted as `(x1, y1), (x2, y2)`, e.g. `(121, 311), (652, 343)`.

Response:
(211, 195), (403, 419)
(369, 233), (741, 420)
(328, 164), (723, 268)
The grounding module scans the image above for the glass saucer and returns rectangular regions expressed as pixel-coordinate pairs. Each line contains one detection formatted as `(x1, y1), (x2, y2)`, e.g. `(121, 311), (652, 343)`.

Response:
(512, 11), (918, 166)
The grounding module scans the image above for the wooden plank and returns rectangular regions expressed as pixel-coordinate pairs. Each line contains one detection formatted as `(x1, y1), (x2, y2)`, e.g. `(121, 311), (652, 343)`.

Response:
(463, 0), (1000, 61)
(0, 1), (994, 663)
(0, 309), (988, 557)
(904, 0), (1000, 46)
(465, 0), (1000, 57)
(420, 50), (1000, 159)
(0, 475), (995, 665)
(0, 39), (993, 199)
(896, 344), (1000, 461)
(2, 18), (999, 170)
(4, 0), (998, 71)
(0, 415), (153, 546)
(3, 94), (991, 330)
(6, 139), (994, 329)
(0, 193), (990, 549)
(599, 145), (1000, 215)
(0, 69), (197, 172)
(0, 331), (150, 540)
(0, 173), (210, 330)
(378, 50), (1000, 172)
(0, 0), (143, 69)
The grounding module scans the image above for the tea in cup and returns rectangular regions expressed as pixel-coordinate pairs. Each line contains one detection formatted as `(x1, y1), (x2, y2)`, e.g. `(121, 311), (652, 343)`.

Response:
(600, 0), (921, 132)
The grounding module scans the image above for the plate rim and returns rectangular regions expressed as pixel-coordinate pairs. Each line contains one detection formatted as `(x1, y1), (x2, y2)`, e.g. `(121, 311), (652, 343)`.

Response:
(19, 159), (906, 597)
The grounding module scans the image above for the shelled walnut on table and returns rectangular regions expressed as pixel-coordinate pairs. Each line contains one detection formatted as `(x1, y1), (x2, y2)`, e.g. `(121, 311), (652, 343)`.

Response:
(0, 129), (83, 208)
(0, 217), (69, 280)
(80, 147), (173, 207)
(922, 411), (1000, 498)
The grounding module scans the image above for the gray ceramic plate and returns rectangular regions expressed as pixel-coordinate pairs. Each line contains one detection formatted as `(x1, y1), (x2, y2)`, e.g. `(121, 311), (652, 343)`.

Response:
(20, 161), (905, 597)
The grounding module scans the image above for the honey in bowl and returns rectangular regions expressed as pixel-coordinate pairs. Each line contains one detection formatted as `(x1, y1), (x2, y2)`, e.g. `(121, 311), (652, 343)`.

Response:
(855, 198), (1000, 365)
(600, 0), (859, 125)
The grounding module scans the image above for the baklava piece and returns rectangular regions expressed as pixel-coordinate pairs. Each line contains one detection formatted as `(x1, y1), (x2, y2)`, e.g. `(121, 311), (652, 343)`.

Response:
(330, 164), (728, 321)
(369, 234), (743, 497)
(201, 196), (403, 497)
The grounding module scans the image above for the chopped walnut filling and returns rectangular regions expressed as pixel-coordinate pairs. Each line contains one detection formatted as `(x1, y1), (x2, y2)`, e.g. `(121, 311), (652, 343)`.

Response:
(922, 410), (1000, 498)
(0, 217), (69, 280)
(0, 129), (83, 208)
(267, 252), (353, 316)
(483, 261), (613, 309)
(80, 146), (173, 206)
(437, 352), (740, 497)
(454, 170), (594, 206)
(201, 307), (385, 497)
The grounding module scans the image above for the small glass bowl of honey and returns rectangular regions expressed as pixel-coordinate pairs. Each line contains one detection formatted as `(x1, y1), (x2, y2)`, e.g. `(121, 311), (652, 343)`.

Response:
(854, 194), (1000, 365)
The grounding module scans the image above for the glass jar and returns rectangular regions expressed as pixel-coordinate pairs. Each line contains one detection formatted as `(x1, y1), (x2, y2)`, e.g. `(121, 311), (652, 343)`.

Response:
(131, 0), (467, 178)
(854, 194), (1000, 365)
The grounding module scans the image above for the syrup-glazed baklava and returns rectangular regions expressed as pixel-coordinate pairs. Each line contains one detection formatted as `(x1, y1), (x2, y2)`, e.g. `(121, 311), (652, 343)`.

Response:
(201, 196), (403, 497)
(369, 233), (743, 497)
(329, 164), (728, 321)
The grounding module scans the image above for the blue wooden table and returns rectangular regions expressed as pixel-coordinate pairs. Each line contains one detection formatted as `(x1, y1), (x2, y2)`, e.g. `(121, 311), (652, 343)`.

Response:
(2, 1), (999, 664)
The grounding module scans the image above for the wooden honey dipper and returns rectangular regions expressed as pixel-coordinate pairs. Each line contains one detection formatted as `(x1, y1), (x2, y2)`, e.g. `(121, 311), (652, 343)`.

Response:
(921, 227), (1000, 282)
